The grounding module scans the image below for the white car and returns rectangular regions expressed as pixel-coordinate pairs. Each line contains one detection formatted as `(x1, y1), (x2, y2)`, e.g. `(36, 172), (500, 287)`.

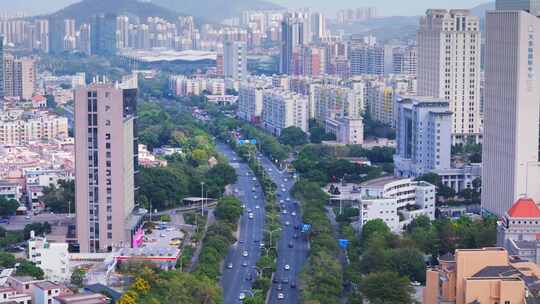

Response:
(284, 264), (290, 270)
(284, 178), (288, 182)
(286, 198), (290, 201)
(282, 188), (286, 192)
(252, 177), (257, 181)
(279, 200), (284, 203)
(255, 205), (260, 209)
(239, 293), (246, 300)
(285, 221), (290, 226)
(282, 210), (288, 214)
(291, 212), (296, 216)
(248, 213), (254, 219)
(227, 262), (233, 269)
(277, 293), (284, 300)
(254, 196), (258, 199)
(234, 188), (239, 193)
(246, 172), (249, 176)
(242, 250), (249, 257)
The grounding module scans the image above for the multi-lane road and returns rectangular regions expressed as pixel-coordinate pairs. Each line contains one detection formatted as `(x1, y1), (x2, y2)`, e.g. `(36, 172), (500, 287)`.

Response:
(218, 143), (267, 304)
(258, 156), (309, 304)
(218, 140), (309, 304)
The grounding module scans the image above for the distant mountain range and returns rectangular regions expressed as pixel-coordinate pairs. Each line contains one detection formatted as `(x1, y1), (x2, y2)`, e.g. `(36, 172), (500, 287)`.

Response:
(48, 0), (182, 23)
(150, 0), (283, 22)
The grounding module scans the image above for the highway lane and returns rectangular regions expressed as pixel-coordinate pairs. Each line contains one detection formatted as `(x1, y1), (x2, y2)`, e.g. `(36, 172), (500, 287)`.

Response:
(218, 143), (267, 304)
(258, 155), (309, 304)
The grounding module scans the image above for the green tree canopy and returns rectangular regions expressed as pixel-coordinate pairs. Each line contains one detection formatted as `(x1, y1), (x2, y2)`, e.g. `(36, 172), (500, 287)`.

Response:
(0, 197), (19, 217)
(359, 271), (414, 304)
(278, 126), (308, 146)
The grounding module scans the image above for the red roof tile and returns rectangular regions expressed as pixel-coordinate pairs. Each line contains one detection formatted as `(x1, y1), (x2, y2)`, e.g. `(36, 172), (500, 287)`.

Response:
(507, 198), (540, 218)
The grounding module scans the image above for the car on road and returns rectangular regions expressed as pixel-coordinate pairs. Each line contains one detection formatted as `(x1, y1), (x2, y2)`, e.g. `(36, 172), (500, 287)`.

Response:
(291, 211), (296, 216)
(279, 199), (284, 203)
(286, 197), (290, 201)
(248, 213), (254, 219)
(285, 221), (290, 226)
(242, 261), (248, 267)
(290, 281), (297, 288)
(269, 169), (273, 172)
(284, 264), (290, 271)
(280, 184), (285, 188)
(253, 196), (258, 199)
(293, 233), (299, 239)
(277, 293), (284, 300)
(239, 293), (246, 300)
(247, 208), (252, 213)
(25, 216), (31, 220)
(242, 204), (246, 209)
(227, 262), (233, 269)
(234, 188), (239, 193)
(288, 241), (294, 248)
(252, 187), (256, 192)
(276, 284), (283, 291)
(242, 250), (249, 257)
(411, 281), (421, 286)
(272, 276), (279, 283)
(281, 188), (286, 192)
(282, 209), (288, 214)
(255, 205), (260, 209)
(252, 177), (257, 181)
(294, 225), (300, 230)
(281, 277), (289, 284)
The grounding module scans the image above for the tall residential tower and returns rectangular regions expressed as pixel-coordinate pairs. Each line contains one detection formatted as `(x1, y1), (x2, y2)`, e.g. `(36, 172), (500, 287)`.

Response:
(482, 0), (540, 215)
(74, 78), (138, 252)
(417, 9), (482, 143)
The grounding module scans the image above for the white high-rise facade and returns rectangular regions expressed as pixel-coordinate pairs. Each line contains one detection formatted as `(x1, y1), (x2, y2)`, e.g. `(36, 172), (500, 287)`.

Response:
(262, 90), (308, 136)
(417, 9), (482, 143)
(482, 4), (540, 216)
(223, 41), (247, 83)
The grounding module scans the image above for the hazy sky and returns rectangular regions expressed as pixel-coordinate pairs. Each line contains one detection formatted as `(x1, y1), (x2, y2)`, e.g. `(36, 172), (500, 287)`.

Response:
(270, 0), (490, 16)
(0, 0), (491, 17)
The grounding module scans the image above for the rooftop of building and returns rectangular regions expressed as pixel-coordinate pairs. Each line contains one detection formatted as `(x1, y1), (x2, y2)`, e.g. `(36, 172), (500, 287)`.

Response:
(507, 198), (540, 218)
(360, 175), (408, 188)
(119, 49), (217, 63)
(54, 292), (107, 304)
(34, 281), (62, 290)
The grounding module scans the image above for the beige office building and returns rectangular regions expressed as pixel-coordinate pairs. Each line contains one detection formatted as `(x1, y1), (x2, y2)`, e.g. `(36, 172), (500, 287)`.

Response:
(482, 7), (540, 216)
(417, 9), (482, 143)
(74, 81), (138, 252)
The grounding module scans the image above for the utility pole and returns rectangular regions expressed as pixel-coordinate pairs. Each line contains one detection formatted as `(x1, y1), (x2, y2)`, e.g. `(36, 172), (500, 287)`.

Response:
(200, 182), (205, 216)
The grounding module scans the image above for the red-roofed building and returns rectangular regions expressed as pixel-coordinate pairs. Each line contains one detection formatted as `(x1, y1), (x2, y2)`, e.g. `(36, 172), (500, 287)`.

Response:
(506, 198), (540, 218)
(31, 95), (47, 108)
(497, 197), (540, 265)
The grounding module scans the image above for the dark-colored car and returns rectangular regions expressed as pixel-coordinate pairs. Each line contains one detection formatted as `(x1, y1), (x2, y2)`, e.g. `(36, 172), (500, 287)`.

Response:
(288, 241), (294, 248)
(273, 276), (279, 283)
(290, 281), (297, 288)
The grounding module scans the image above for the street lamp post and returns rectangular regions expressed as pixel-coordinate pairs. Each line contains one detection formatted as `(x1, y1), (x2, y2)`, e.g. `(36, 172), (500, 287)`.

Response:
(200, 182), (205, 216)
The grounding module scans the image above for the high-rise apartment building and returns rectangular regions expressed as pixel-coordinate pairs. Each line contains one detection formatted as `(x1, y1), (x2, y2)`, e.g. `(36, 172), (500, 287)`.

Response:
(238, 83), (264, 123)
(77, 23), (91, 56)
(482, 1), (540, 216)
(280, 12), (309, 74)
(262, 90), (308, 136)
(116, 16), (129, 49)
(34, 19), (50, 53)
(0, 36), (3, 98)
(311, 12), (326, 42)
(63, 19), (76, 51)
(223, 41), (247, 83)
(393, 46), (417, 76)
(74, 79), (138, 252)
(3, 56), (36, 100)
(417, 9), (481, 143)
(91, 14), (117, 56)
